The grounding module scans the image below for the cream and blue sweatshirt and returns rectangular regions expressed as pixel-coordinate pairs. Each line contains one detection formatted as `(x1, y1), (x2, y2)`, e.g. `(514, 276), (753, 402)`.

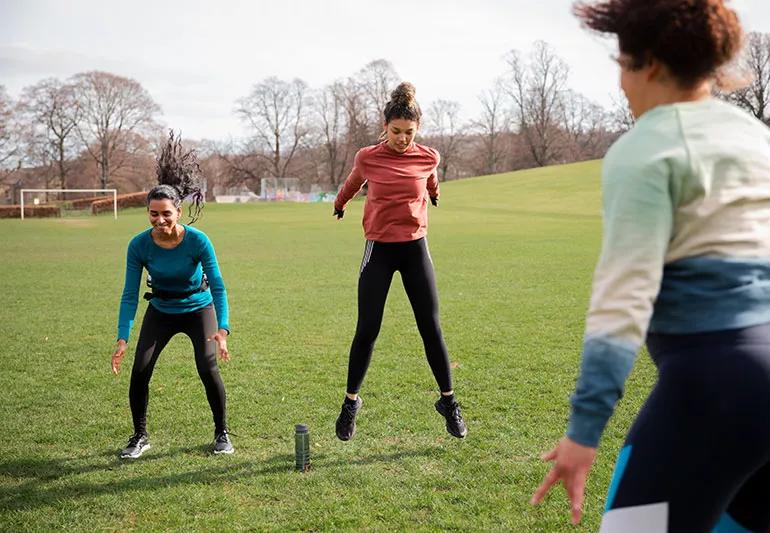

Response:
(568, 99), (770, 447)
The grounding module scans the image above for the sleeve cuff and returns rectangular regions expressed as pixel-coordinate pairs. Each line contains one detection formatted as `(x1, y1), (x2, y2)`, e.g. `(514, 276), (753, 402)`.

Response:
(566, 407), (611, 447)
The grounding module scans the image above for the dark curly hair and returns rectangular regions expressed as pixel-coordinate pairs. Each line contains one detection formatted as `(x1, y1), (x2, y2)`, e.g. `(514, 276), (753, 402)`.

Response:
(147, 130), (204, 224)
(574, 0), (743, 87)
(383, 82), (422, 124)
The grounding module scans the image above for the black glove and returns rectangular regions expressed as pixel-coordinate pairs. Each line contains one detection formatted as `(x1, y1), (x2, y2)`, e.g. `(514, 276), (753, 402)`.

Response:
(430, 196), (438, 207)
(333, 207), (344, 219)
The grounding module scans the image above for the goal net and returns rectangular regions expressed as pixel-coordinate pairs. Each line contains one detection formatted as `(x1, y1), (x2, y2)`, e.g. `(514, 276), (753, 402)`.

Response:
(20, 189), (118, 220)
(260, 177), (300, 201)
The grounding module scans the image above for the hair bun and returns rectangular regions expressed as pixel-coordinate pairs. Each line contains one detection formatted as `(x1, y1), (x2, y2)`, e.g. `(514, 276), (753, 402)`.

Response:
(391, 82), (416, 105)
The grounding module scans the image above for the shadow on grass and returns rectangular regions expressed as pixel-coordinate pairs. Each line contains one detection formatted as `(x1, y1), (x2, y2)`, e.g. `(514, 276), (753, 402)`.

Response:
(313, 445), (448, 468)
(0, 444), (446, 512)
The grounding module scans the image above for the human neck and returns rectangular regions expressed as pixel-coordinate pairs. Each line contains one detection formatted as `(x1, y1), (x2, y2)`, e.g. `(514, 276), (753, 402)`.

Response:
(637, 80), (712, 118)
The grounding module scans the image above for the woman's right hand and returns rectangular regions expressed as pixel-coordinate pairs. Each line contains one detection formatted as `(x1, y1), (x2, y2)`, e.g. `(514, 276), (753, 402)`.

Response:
(530, 436), (597, 524)
(112, 340), (127, 375)
(333, 207), (344, 220)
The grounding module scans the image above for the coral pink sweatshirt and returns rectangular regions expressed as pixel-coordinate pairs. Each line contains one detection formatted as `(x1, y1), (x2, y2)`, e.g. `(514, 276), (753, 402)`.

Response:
(335, 141), (440, 242)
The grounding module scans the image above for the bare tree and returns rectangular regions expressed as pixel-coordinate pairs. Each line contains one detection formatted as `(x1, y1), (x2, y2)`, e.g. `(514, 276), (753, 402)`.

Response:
(202, 138), (270, 195)
(71, 71), (161, 188)
(0, 87), (25, 203)
(341, 78), (373, 154)
(503, 41), (569, 166)
(561, 90), (612, 161)
(608, 90), (635, 133)
(425, 99), (462, 181)
(353, 59), (400, 139)
(17, 78), (81, 192)
(720, 32), (770, 123)
(314, 81), (351, 188)
(0, 86), (19, 169)
(472, 80), (509, 176)
(236, 76), (310, 178)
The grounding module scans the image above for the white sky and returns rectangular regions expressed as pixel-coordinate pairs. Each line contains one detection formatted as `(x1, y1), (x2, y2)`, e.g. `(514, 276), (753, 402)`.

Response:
(2, 0), (769, 141)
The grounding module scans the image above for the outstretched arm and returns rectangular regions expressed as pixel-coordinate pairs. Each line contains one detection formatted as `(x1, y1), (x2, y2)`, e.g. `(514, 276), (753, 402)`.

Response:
(334, 151), (366, 217)
(113, 242), (143, 374)
(427, 150), (440, 204)
(532, 153), (673, 523)
(200, 234), (231, 361)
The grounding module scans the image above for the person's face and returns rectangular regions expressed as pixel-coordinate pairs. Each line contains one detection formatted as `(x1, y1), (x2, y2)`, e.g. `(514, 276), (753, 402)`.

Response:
(616, 53), (648, 119)
(385, 118), (418, 153)
(148, 198), (181, 234)
(616, 52), (666, 119)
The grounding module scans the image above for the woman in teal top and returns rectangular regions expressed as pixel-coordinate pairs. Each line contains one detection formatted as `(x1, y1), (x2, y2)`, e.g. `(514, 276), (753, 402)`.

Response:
(111, 132), (233, 458)
(531, 1), (770, 531)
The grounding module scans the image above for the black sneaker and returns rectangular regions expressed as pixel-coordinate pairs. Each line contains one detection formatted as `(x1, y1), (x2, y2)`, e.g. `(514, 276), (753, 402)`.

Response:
(213, 430), (234, 455)
(120, 433), (151, 459)
(435, 398), (468, 438)
(335, 396), (363, 441)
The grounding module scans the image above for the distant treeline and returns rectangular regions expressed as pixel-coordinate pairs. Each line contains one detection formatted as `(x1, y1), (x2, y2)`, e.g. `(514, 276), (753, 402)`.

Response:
(2, 35), (768, 203)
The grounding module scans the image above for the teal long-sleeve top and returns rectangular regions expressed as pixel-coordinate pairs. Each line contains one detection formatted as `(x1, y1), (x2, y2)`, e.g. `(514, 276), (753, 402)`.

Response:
(117, 225), (230, 341)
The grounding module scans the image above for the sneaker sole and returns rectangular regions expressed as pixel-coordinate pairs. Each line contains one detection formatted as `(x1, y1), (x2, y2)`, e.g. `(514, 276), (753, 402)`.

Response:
(120, 443), (151, 459)
(336, 426), (355, 441)
(213, 448), (235, 455)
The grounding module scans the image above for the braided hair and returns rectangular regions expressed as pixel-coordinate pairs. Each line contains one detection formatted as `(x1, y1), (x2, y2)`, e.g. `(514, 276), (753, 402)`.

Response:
(147, 130), (204, 223)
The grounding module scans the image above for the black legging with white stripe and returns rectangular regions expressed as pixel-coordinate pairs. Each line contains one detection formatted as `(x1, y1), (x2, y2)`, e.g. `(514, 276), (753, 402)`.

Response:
(345, 237), (454, 394)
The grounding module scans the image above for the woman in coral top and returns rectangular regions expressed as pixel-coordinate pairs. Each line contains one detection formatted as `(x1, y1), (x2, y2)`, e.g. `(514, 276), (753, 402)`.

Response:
(332, 82), (467, 441)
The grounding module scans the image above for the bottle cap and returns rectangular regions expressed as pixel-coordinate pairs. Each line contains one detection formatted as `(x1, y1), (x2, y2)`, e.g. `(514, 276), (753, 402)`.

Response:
(295, 424), (308, 433)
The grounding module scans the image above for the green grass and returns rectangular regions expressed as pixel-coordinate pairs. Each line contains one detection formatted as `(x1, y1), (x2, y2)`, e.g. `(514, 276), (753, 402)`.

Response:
(0, 160), (656, 531)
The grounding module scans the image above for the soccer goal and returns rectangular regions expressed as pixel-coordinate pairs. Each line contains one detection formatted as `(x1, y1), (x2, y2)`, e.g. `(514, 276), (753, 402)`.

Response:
(20, 189), (118, 220)
(260, 177), (300, 201)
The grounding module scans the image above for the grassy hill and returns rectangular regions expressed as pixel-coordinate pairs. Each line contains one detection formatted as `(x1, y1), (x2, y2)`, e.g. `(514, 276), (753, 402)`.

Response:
(0, 159), (656, 531)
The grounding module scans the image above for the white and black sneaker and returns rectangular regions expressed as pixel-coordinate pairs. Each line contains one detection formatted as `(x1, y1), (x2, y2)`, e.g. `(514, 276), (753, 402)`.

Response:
(213, 430), (234, 455)
(120, 433), (151, 459)
(335, 396), (363, 441)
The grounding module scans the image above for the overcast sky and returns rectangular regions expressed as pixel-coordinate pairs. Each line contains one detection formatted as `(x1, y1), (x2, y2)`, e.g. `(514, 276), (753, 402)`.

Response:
(2, 0), (769, 141)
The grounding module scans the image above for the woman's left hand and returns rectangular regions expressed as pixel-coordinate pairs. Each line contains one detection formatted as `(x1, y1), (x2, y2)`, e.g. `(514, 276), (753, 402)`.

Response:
(208, 329), (230, 361)
(530, 436), (597, 524)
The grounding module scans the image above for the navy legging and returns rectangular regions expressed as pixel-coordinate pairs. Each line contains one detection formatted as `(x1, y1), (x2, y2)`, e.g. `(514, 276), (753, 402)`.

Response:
(601, 323), (770, 532)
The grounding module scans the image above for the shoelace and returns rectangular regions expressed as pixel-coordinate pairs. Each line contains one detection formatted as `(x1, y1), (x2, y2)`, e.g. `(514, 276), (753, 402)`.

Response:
(215, 431), (230, 443)
(127, 433), (145, 447)
(445, 403), (463, 422)
(339, 402), (358, 424)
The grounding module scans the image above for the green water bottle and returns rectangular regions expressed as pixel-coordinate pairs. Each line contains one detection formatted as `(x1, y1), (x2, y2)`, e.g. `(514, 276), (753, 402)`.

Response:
(295, 424), (310, 471)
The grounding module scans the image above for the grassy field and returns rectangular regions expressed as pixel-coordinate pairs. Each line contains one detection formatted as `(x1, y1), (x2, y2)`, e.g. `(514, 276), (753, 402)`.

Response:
(0, 160), (656, 531)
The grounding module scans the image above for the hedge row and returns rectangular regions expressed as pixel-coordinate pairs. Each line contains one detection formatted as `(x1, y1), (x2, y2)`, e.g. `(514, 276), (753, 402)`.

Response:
(0, 191), (147, 218)
(91, 192), (147, 214)
(69, 195), (115, 209)
(0, 205), (61, 218)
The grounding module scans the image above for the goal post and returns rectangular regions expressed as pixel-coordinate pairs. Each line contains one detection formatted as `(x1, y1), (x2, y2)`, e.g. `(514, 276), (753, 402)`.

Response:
(20, 189), (118, 220)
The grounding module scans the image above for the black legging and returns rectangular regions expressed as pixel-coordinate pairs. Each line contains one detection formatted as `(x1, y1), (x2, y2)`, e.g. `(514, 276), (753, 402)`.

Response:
(346, 237), (453, 394)
(129, 303), (227, 434)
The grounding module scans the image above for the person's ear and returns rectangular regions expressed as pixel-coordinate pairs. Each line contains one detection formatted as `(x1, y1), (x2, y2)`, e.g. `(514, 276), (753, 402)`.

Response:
(646, 58), (663, 82)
